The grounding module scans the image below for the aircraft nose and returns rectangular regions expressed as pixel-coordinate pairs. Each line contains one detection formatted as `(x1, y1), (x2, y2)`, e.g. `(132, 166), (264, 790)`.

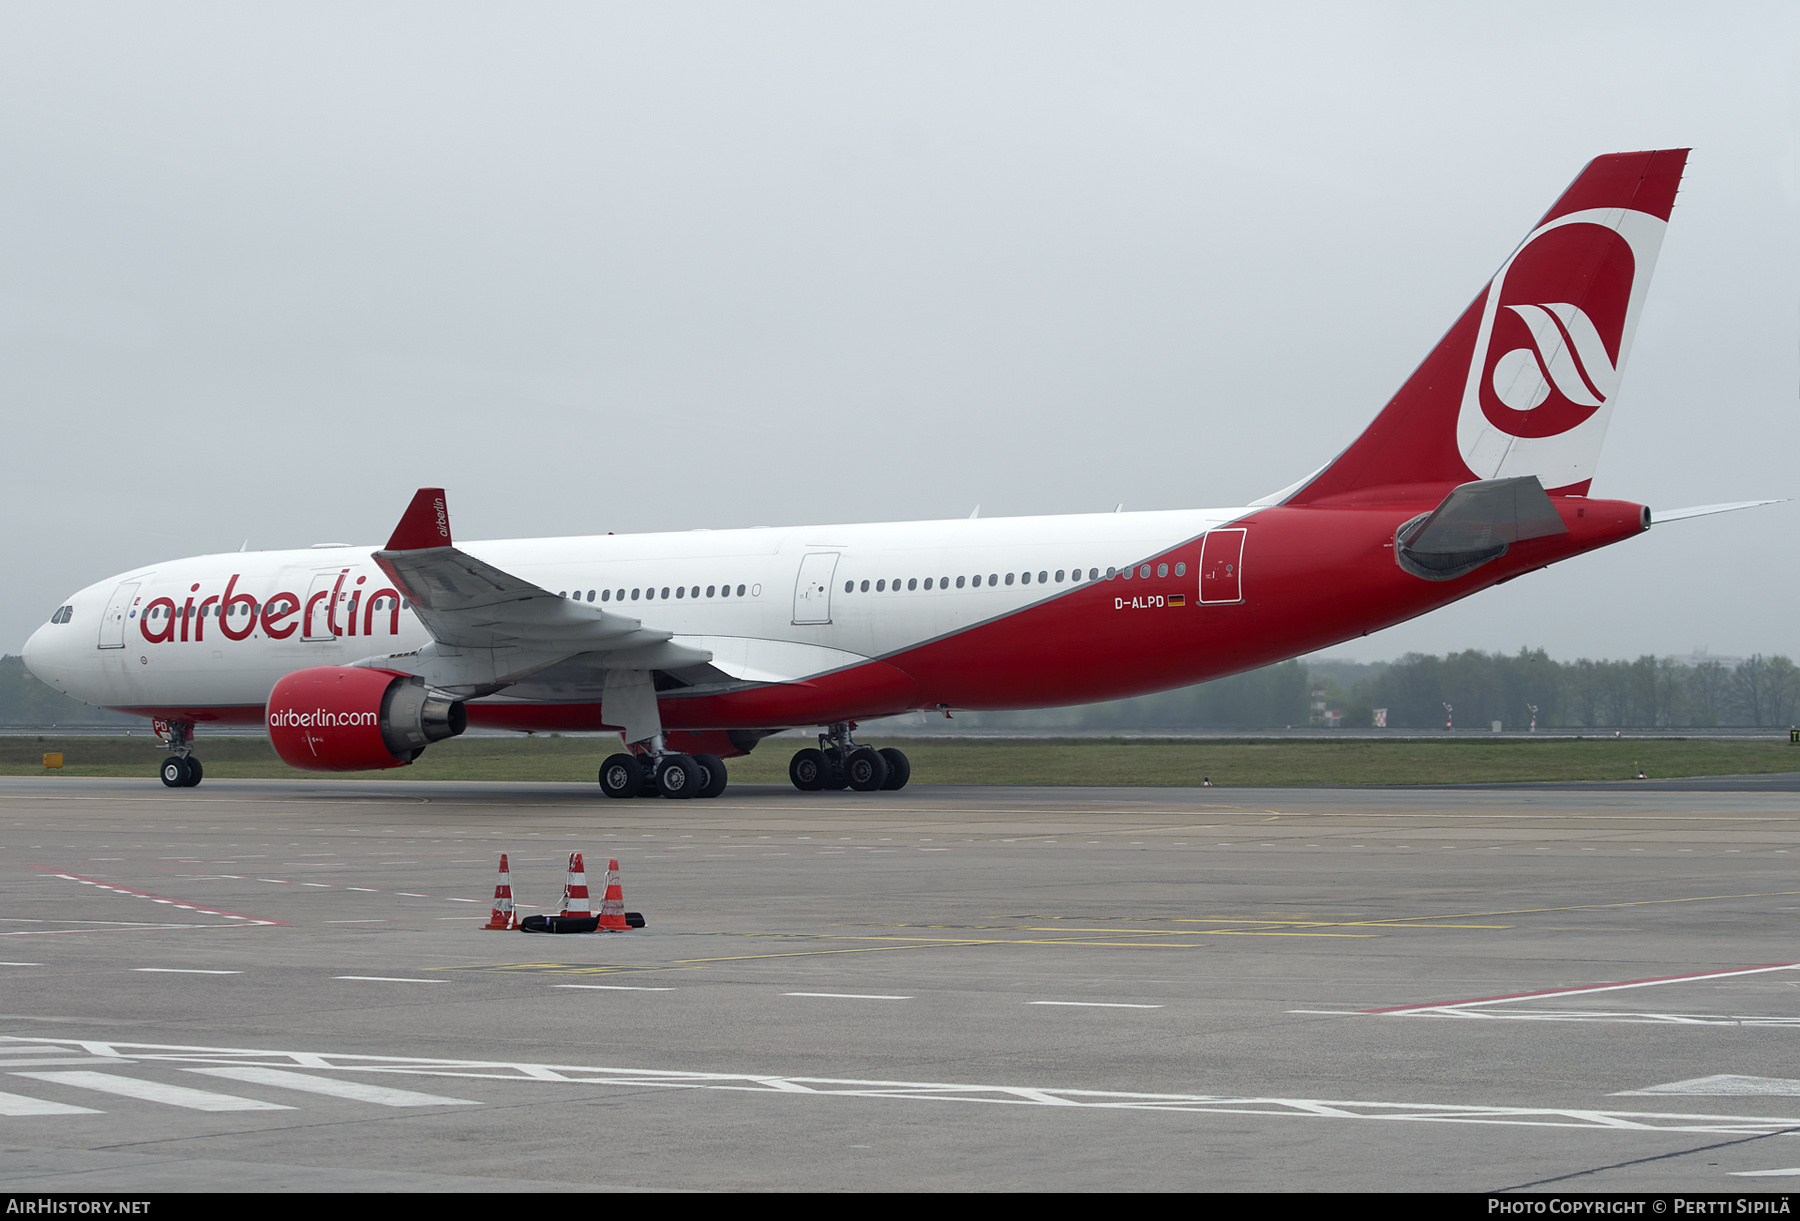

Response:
(21, 622), (50, 679)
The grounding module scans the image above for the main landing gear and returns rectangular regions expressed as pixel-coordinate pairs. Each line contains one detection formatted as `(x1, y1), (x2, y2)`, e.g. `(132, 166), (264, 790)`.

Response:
(599, 737), (728, 800)
(158, 721), (203, 788)
(789, 722), (909, 793)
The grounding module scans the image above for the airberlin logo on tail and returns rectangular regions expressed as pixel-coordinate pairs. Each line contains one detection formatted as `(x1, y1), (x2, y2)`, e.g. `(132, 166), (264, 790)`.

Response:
(1490, 302), (1617, 413)
(1455, 207), (1668, 485)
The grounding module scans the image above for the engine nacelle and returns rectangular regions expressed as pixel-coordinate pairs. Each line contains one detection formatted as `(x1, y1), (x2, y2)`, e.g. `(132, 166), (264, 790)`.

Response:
(266, 666), (466, 771)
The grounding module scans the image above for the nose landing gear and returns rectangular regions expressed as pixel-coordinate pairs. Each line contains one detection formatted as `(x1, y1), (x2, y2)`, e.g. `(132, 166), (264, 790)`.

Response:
(789, 723), (909, 793)
(157, 721), (203, 788)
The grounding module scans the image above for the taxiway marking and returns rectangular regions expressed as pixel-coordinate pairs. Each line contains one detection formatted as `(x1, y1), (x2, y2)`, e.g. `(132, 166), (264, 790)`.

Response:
(7, 1035), (1800, 1137)
(0, 1088), (100, 1116)
(1030, 1001), (1162, 1009)
(1361, 961), (1800, 1014)
(185, 1065), (478, 1107)
(785, 992), (912, 1000)
(134, 968), (242, 975)
(31, 867), (284, 927)
(13, 1070), (291, 1112)
(334, 976), (444, 984)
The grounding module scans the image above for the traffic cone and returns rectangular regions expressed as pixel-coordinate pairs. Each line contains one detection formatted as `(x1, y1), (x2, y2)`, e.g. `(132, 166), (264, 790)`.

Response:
(483, 853), (517, 930)
(598, 858), (628, 931)
(559, 852), (593, 918)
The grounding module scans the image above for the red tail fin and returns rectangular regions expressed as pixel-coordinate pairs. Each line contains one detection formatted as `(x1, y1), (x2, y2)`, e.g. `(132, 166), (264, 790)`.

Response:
(1287, 149), (1688, 505)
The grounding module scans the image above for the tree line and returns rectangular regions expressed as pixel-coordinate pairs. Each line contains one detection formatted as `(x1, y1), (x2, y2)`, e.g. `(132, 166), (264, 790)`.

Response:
(2, 649), (1796, 731)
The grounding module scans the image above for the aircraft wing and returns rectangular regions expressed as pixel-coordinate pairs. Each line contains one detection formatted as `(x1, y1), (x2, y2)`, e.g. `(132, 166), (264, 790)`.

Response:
(371, 488), (708, 667)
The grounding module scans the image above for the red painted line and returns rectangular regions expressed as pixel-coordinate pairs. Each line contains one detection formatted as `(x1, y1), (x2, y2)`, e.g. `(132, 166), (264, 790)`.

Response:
(1361, 961), (1800, 1013)
(32, 867), (288, 927)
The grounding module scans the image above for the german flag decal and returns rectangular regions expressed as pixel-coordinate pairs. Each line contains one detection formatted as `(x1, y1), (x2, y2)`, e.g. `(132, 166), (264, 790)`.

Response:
(1168, 594), (1187, 607)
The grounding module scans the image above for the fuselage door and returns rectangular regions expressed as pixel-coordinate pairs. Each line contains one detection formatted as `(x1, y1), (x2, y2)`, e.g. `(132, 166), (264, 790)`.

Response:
(302, 570), (345, 641)
(792, 552), (840, 625)
(1199, 529), (1246, 604)
(97, 581), (140, 649)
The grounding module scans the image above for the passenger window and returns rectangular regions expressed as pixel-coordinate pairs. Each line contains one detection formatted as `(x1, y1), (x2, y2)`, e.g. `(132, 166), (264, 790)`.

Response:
(1122, 567), (1132, 580)
(1038, 570), (1048, 583)
(1055, 570), (1064, 583)
(1020, 571), (1030, 585)
(1105, 567), (1116, 579)
(1005, 573), (1015, 586)
(923, 578), (933, 590)
(1090, 568), (1099, 581)
(844, 581), (853, 594)
(1140, 564), (1151, 578)
(737, 585), (746, 596)
(631, 589), (640, 600)
(1156, 563), (1168, 578)
(1175, 562), (1186, 576)
(940, 576), (949, 588)
(660, 587), (670, 599)
(708, 586), (716, 598)
(602, 589), (611, 601)
(907, 578), (917, 591)
(676, 586), (685, 599)
(860, 580), (870, 592)
(988, 574), (998, 585)
(559, 591), (567, 599)
(691, 587), (699, 598)
(876, 580), (886, 592)
(720, 585), (730, 597)
(956, 576), (965, 588)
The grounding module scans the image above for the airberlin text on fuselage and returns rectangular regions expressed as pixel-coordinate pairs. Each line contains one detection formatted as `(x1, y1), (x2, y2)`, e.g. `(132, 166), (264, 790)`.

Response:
(134, 571), (404, 646)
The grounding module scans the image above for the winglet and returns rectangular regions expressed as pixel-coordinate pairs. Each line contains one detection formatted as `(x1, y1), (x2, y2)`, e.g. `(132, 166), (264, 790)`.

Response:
(385, 488), (452, 551)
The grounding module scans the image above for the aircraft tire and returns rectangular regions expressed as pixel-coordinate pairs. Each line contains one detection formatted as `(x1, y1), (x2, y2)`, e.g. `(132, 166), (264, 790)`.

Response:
(878, 748), (910, 790)
(182, 757), (204, 787)
(845, 747), (888, 792)
(599, 753), (643, 799)
(657, 754), (701, 799)
(789, 748), (826, 791)
(692, 753), (728, 799)
(159, 757), (188, 788)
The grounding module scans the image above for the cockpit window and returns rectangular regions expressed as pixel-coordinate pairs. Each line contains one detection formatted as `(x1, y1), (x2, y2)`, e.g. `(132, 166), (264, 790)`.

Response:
(50, 605), (72, 624)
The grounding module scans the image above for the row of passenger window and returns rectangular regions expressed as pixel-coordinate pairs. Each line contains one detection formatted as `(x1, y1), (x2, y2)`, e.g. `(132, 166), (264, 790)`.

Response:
(845, 561), (1185, 594)
(559, 584), (762, 603)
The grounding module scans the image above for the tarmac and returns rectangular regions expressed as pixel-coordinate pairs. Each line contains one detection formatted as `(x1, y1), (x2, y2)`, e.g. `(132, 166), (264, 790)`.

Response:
(4, 774), (1800, 1192)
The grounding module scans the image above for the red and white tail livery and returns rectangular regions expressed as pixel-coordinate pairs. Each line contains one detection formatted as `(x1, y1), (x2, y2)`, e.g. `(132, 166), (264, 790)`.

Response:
(21, 149), (1771, 797)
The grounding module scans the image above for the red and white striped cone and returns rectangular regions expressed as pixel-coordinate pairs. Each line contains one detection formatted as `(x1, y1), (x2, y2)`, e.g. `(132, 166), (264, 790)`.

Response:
(597, 858), (628, 931)
(483, 853), (516, 931)
(559, 851), (593, 918)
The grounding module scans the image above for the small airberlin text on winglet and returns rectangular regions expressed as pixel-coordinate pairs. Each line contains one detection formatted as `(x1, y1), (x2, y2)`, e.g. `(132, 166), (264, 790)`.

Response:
(384, 488), (453, 552)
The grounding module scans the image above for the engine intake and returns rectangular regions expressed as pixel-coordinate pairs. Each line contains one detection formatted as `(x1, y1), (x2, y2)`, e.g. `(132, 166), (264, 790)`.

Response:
(266, 666), (466, 771)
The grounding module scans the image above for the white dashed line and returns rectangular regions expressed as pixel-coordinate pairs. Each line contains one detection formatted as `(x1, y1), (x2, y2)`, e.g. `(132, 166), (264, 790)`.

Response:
(784, 992), (912, 1001)
(554, 984), (675, 992)
(133, 968), (241, 975)
(1030, 1001), (1163, 1009)
(333, 976), (444, 984)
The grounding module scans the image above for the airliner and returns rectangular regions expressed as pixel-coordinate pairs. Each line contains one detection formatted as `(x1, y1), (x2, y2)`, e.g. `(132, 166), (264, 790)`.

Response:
(20, 148), (1767, 798)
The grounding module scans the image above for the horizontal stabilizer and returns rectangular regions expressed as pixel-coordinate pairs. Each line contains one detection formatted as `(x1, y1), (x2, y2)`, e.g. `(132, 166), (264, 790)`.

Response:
(1652, 499), (1784, 524)
(1396, 476), (1568, 581)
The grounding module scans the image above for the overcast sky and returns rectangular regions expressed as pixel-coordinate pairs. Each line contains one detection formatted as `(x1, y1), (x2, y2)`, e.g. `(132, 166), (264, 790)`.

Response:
(2, 3), (1795, 667)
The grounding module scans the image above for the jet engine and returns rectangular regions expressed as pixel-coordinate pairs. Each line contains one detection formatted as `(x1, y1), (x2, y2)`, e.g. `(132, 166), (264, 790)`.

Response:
(266, 666), (466, 771)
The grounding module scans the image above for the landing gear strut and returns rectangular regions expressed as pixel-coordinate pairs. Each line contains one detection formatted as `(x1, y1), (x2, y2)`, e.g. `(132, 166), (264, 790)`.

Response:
(599, 735), (728, 800)
(789, 722), (909, 793)
(158, 721), (202, 788)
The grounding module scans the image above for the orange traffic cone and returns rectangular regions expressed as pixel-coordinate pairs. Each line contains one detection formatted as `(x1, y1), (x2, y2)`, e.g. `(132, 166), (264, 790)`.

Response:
(483, 853), (517, 930)
(559, 852), (593, 918)
(598, 858), (628, 931)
